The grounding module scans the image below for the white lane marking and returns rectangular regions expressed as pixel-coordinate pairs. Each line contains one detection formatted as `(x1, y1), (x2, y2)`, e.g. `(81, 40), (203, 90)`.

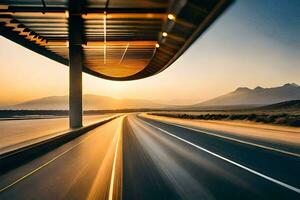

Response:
(140, 119), (300, 194)
(108, 117), (123, 200)
(141, 117), (300, 158)
(0, 131), (95, 193)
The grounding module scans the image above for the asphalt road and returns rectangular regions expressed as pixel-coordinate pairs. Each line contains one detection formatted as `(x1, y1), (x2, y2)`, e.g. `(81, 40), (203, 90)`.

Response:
(0, 114), (299, 199)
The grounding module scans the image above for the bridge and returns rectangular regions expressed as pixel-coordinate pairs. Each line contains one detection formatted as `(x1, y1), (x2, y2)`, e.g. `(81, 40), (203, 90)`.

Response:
(0, 0), (231, 128)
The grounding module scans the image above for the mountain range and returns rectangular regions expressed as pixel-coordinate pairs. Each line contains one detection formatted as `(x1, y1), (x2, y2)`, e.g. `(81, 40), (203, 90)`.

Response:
(187, 83), (300, 109)
(7, 94), (164, 110)
(4, 83), (300, 110)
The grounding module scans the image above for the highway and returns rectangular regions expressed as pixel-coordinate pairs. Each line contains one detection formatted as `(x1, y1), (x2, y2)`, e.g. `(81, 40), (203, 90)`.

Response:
(0, 114), (300, 199)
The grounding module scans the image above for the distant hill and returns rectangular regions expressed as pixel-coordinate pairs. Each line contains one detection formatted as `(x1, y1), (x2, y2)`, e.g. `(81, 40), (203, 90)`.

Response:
(7, 94), (165, 110)
(4, 83), (300, 111)
(188, 83), (300, 109)
(256, 100), (300, 111)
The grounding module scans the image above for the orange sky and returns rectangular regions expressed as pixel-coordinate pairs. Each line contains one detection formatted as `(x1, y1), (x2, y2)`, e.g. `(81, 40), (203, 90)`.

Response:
(0, 1), (299, 107)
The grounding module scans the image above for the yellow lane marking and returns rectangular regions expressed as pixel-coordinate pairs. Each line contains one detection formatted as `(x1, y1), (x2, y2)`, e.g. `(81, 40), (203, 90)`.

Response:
(108, 116), (123, 200)
(0, 121), (114, 193)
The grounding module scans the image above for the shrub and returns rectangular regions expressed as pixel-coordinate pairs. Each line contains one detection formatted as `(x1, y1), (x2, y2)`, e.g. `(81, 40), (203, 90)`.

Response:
(149, 112), (300, 127)
(287, 119), (300, 127)
(247, 114), (257, 120)
(274, 117), (288, 125)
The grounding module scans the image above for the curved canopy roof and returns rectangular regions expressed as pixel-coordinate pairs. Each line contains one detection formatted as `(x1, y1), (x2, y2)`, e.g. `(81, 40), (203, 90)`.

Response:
(0, 0), (232, 81)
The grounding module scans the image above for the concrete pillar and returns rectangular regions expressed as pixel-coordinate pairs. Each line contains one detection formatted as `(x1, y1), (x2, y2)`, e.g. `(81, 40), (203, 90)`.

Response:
(68, 2), (84, 128)
(69, 45), (83, 128)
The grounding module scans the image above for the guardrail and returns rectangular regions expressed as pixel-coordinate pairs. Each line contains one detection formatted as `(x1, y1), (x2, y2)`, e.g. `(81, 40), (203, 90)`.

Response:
(0, 115), (119, 173)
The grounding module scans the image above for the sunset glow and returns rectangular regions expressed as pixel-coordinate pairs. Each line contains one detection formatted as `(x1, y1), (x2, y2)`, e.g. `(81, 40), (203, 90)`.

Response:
(0, 0), (299, 107)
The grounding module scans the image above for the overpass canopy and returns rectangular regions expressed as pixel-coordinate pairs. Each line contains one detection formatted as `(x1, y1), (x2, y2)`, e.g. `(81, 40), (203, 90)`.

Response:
(0, 0), (231, 81)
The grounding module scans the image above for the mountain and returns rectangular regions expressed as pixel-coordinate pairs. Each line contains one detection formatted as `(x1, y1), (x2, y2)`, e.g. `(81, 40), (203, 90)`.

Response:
(190, 83), (300, 108)
(257, 99), (300, 111)
(5, 83), (300, 111)
(8, 94), (165, 110)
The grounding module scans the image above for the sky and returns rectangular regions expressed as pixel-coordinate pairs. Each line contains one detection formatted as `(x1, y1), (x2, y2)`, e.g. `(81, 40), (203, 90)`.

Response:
(0, 0), (299, 106)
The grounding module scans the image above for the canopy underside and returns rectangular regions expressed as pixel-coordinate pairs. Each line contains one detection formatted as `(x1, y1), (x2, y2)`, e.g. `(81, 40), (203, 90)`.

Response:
(0, 0), (232, 80)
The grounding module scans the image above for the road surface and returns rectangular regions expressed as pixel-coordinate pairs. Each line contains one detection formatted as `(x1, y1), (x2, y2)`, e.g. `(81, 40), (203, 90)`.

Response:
(0, 114), (299, 199)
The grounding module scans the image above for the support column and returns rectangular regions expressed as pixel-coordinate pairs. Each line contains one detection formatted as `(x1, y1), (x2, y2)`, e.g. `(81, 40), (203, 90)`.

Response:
(68, 1), (84, 128)
(69, 45), (83, 128)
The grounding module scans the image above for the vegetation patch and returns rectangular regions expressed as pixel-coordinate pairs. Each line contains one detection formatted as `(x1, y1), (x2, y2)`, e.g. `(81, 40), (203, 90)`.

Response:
(149, 113), (300, 127)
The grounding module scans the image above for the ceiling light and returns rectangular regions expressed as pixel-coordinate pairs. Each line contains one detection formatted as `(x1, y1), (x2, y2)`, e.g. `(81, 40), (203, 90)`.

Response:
(155, 43), (160, 48)
(103, 12), (107, 43)
(65, 11), (69, 18)
(103, 11), (107, 64)
(162, 32), (168, 37)
(167, 14), (175, 20)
